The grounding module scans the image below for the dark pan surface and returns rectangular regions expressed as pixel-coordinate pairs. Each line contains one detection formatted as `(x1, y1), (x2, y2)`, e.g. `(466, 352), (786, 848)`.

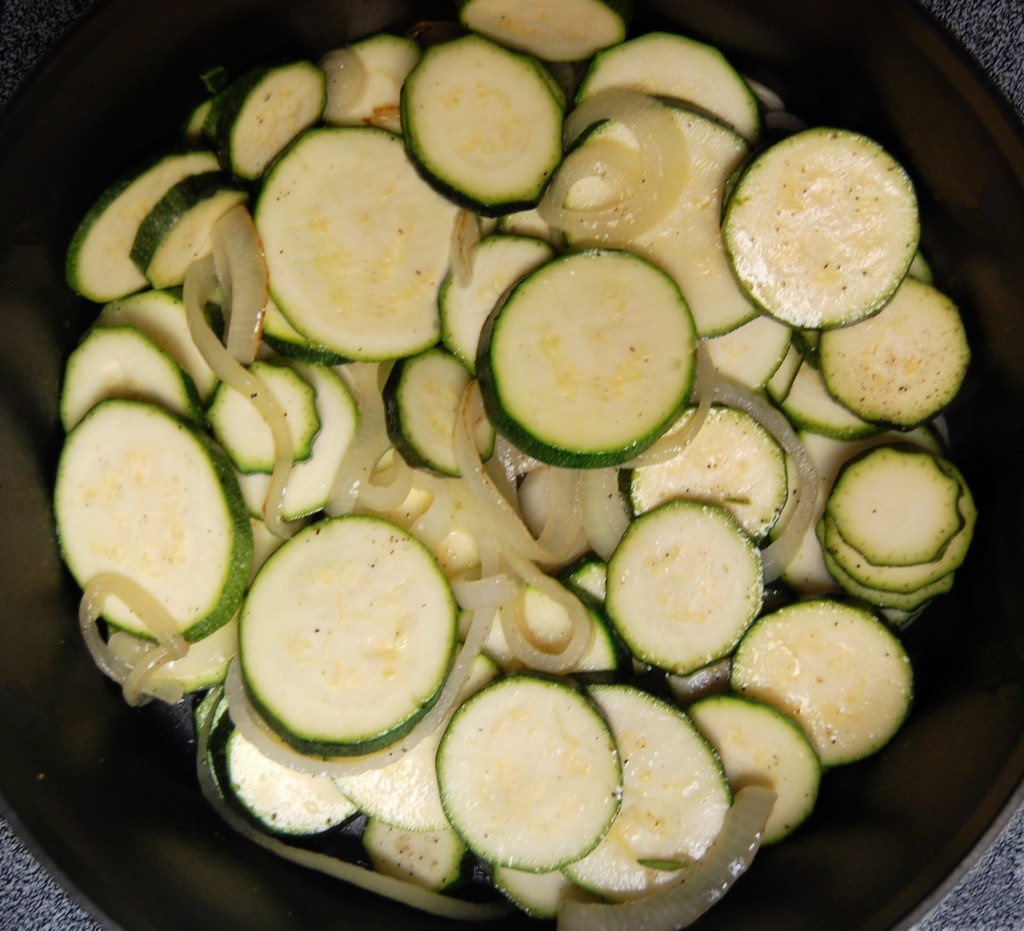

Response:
(1, 1), (1023, 929)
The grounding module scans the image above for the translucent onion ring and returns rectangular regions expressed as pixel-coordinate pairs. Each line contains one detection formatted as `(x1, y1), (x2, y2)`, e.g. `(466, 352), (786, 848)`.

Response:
(183, 254), (294, 537)
(580, 467), (631, 562)
(539, 88), (690, 244)
(320, 47), (369, 123)
(450, 209), (482, 287)
(454, 380), (580, 568)
(195, 687), (509, 921)
(79, 572), (189, 706)
(556, 785), (777, 931)
(212, 204), (269, 366)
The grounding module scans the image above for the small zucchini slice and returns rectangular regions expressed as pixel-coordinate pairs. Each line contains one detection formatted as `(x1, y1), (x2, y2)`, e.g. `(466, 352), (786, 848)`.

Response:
(626, 403), (789, 542)
(238, 514), (458, 756)
(606, 499), (763, 674)
(688, 694), (821, 845)
(54, 398), (253, 642)
(401, 34), (564, 215)
(577, 30), (760, 142)
(723, 127), (919, 329)
(457, 0), (630, 63)
(66, 149), (220, 302)
(207, 359), (321, 475)
(731, 598), (914, 767)
(130, 171), (248, 289)
(818, 277), (970, 428)
(362, 819), (467, 892)
(255, 126), (460, 361)
(206, 60), (327, 180)
(60, 324), (203, 430)
(478, 249), (696, 468)
(436, 674), (622, 871)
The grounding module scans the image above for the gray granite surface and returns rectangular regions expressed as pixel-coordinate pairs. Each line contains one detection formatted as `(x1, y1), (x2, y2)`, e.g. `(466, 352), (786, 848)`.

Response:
(1, 0), (1023, 929)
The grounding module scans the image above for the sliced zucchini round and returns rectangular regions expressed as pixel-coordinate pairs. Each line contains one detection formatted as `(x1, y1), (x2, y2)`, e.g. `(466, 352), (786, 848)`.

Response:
(564, 683), (731, 901)
(224, 727), (358, 836)
(321, 34), (420, 131)
(478, 249), (696, 468)
(362, 819), (467, 892)
(130, 171), (248, 289)
(401, 33), (564, 215)
(723, 127), (919, 329)
(688, 694), (821, 845)
(60, 324), (203, 430)
(207, 359), (321, 474)
(238, 514), (458, 756)
(66, 149), (220, 302)
(436, 674), (622, 871)
(606, 499), (763, 674)
(54, 398), (253, 642)
(577, 30), (760, 141)
(626, 403), (789, 542)
(457, 0), (630, 63)
(818, 277), (970, 428)
(207, 60), (326, 180)
(731, 598), (914, 767)
(255, 126), (459, 361)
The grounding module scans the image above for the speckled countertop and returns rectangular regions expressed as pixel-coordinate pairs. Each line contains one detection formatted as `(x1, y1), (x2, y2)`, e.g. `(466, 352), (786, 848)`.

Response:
(1, 0), (1023, 928)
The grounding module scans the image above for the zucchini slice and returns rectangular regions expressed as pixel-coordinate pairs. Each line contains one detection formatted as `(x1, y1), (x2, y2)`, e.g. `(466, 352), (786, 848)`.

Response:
(255, 126), (460, 361)
(130, 171), (248, 289)
(577, 31), (760, 142)
(780, 358), (883, 440)
(723, 127), (919, 329)
(606, 499), (763, 674)
(731, 598), (914, 767)
(206, 60), (327, 180)
(54, 399), (253, 642)
(224, 727), (359, 836)
(362, 819), (467, 892)
(235, 360), (359, 522)
(478, 249), (696, 468)
(824, 445), (966, 568)
(564, 683), (731, 901)
(383, 346), (495, 477)
(401, 34), (564, 215)
(322, 34), (420, 131)
(96, 288), (219, 402)
(60, 324), (203, 430)
(457, 0), (630, 62)
(207, 359), (321, 474)
(436, 674), (622, 871)
(439, 233), (555, 373)
(702, 314), (793, 391)
(238, 514), (458, 756)
(818, 277), (970, 428)
(66, 149), (220, 302)
(626, 403), (789, 542)
(688, 694), (821, 845)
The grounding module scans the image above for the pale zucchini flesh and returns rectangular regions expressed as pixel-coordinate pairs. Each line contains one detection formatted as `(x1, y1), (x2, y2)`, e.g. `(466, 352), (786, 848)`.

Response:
(54, 399), (253, 642)
(238, 514), (457, 755)
(479, 249), (696, 467)
(436, 674), (622, 871)
(723, 127), (920, 329)
(362, 819), (466, 892)
(458, 0), (629, 62)
(606, 500), (763, 674)
(731, 598), (914, 767)
(255, 127), (460, 361)
(401, 34), (564, 215)
(564, 683), (731, 901)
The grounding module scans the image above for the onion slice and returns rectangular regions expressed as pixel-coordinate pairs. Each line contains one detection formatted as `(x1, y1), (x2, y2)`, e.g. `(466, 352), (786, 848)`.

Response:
(195, 687), (509, 921)
(580, 467), (630, 562)
(450, 209), (482, 286)
(557, 785), (776, 931)
(184, 254), (295, 537)
(212, 204), (269, 365)
(320, 47), (369, 122)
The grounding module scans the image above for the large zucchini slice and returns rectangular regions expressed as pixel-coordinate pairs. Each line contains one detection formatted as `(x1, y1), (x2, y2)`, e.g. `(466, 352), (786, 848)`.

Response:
(54, 398), (253, 642)
(238, 514), (457, 756)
